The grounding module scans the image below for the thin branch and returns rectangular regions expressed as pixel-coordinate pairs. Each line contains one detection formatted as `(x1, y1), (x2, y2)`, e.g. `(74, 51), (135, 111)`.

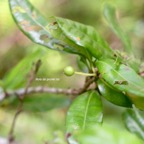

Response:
(0, 69), (96, 144)
(8, 107), (22, 143)
(1, 77), (96, 101)
(8, 59), (42, 143)
(16, 87), (79, 96)
(2, 61), (95, 144)
(2, 87), (78, 98)
(24, 59), (42, 96)
(77, 76), (96, 94)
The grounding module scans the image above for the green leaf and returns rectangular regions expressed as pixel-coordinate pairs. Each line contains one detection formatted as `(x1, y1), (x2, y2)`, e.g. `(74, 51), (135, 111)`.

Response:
(3, 49), (43, 89)
(75, 124), (142, 144)
(55, 17), (114, 59)
(9, 0), (91, 58)
(123, 108), (144, 141)
(96, 58), (144, 110)
(97, 79), (132, 107)
(104, 4), (132, 54)
(115, 51), (141, 73)
(6, 93), (69, 112)
(66, 90), (103, 133)
(76, 56), (89, 73)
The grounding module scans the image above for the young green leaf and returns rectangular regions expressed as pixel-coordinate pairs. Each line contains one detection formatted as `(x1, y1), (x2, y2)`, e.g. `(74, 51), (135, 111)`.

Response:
(113, 50), (141, 73)
(3, 49), (43, 89)
(9, 0), (91, 59)
(97, 80), (132, 107)
(55, 17), (114, 59)
(96, 58), (144, 110)
(104, 4), (132, 54)
(66, 90), (103, 133)
(76, 56), (89, 73)
(123, 108), (144, 141)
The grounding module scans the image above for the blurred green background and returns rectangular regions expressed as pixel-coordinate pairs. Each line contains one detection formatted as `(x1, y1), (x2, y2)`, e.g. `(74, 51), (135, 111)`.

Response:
(0, 0), (144, 143)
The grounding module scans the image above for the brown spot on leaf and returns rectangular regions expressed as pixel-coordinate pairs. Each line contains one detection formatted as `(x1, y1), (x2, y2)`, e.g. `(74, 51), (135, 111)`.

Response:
(40, 34), (49, 40)
(52, 21), (57, 25)
(24, 25), (42, 31)
(32, 11), (37, 19)
(114, 80), (128, 85)
(19, 20), (30, 26)
(13, 6), (26, 13)
(76, 37), (80, 41)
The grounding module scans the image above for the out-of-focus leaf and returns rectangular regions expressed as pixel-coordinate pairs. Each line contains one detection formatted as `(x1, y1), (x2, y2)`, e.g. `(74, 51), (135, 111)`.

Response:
(114, 51), (141, 73)
(9, 0), (91, 59)
(127, 58), (141, 73)
(96, 58), (144, 110)
(0, 80), (4, 88)
(7, 93), (69, 112)
(66, 90), (103, 133)
(75, 124), (142, 144)
(104, 4), (132, 54)
(2, 49), (43, 89)
(55, 17), (114, 59)
(97, 79), (132, 107)
(123, 108), (144, 141)
(49, 131), (67, 144)
(76, 57), (89, 73)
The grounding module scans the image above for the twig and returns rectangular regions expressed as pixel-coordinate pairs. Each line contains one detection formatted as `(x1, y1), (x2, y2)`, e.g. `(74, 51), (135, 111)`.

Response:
(8, 106), (22, 143)
(24, 59), (42, 96)
(12, 87), (78, 96)
(78, 76), (96, 94)
(1, 77), (96, 100)
(1, 61), (95, 144)
(8, 60), (41, 143)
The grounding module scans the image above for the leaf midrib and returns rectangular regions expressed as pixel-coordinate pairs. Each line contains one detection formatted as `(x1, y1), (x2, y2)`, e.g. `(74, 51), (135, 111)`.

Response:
(82, 91), (94, 130)
(56, 18), (111, 52)
(98, 61), (144, 93)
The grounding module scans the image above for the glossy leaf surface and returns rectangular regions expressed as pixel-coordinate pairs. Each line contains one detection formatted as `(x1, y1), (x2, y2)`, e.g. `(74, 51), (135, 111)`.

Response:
(96, 58), (144, 110)
(98, 80), (132, 107)
(9, 0), (90, 58)
(104, 4), (132, 54)
(55, 17), (114, 59)
(123, 108), (144, 140)
(66, 90), (103, 133)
